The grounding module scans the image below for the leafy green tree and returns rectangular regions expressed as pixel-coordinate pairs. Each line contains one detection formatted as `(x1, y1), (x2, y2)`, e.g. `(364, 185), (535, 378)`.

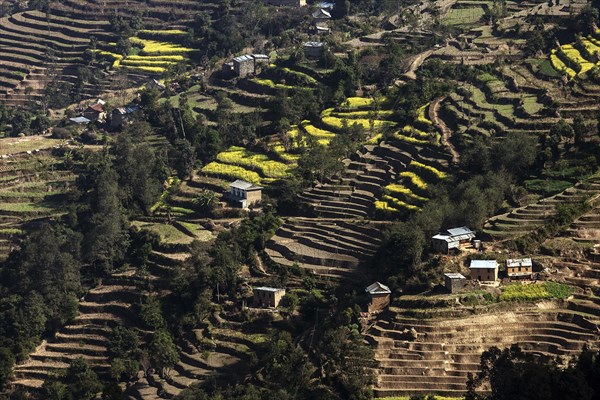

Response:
(150, 329), (179, 376)
(80, 156), (130, 273)
(65, 358), (103, 400)
(42, 380), (69, 400)
(140, 296), (167, 330)
(0, 347), (14, 390)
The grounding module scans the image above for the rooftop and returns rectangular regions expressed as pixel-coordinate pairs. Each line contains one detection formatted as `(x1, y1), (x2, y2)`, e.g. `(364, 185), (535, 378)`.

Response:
(230, 179), (263, 191)
(254, 287), (285, 292)
(469, 260), (498, 269)
(365, 282), (391, 295)
(304, 41), (324, 48)
(447, 227), (475, 236)
(69, 116), (91, 124)
(444, 272), (466, 279)
(312, 8), (331, 18)
(252, 54), (270, 60)
(233, 54), (254, 63)
(507, 258), (533, 267)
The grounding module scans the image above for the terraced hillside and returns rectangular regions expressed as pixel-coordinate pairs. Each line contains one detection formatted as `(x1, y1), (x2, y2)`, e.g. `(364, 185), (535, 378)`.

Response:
(367, 303), (600, 397)
(0, 136), (74, 260)
(266, 99), (453, 280)
(484, 175), (600, 239)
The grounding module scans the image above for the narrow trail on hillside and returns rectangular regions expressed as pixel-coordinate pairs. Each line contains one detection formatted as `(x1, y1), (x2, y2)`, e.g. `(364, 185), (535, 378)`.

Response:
(403, 49), (434, 80)
(430, 97), (459, 164)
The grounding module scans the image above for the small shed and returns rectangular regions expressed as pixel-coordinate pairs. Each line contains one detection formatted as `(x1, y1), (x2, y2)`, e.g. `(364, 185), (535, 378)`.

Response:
(444, 272), (466, 293)
(365, 282), (391, 312)
(469, 260), (498, 282)
(229, 179), (263, 209)
(431, 226), (476, 254)
(69, 116), (91, 125)
(111, 105), (140, 129)
(147, 78), (166, 91)
(303, 41), (324, 59)
(507, 258), (533, 279)
(253, 287), (286, 308)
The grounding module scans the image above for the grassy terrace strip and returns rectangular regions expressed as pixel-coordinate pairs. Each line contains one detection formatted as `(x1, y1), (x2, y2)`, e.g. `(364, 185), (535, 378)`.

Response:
(402, 125), (429, 138)
(216, 146), (292, 179)
(399, 171), (428, 190)
(131, 221), (194, 245)
(384, 183), (428, 202)
(409, 160), (447, 179)
(129, 37), (195, 55)
(202, 161), (262, 184)
(417, 103), (433, 126)
(550, 50), (576, 78)
(279, 66), (319, 85)
(301, 121), (336, 140)
(499, 282), (574, 302)
(393, 133), (430, 145)
(329, 110), (395, 119)
(250, 78), (296, 90)
(321, 115), (391, 130)
(375, 200), (400, 213)
(381, 194), (420, 211)
(559, 44), (595, 76)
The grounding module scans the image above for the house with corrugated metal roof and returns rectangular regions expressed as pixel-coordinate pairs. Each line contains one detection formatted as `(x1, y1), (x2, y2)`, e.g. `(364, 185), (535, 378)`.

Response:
(431, 226), (476, 254)
(507, 258), (533, 279)
(229, 179), (263, 209)
(469, 260), (498, 282)
(365, 282), (391, 312)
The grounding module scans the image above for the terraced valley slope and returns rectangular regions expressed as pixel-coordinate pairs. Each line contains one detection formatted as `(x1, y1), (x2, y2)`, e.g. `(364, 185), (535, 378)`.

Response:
(264, 100), (453, 281)
(367, 305), (600, 398)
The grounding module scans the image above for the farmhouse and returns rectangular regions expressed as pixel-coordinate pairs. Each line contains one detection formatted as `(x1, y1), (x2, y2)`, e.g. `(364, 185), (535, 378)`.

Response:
(444, 272), (466, 293)
(253, 287), (286, 308)
(469, 260), (499, 282)
(228, 179), (263, 209)
(304, 41), (325, 58)
(231, 54), (270, 77)
(365, 282), (391, 312)
(111, 105), (141, 129)
(506, 258), (533, 279)
(82, 102), (106, 122)
(431, 226), (476, 254)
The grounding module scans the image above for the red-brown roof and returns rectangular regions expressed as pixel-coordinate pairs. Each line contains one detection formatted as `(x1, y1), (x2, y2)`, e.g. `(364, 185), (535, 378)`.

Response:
(88, 103), (105, 113)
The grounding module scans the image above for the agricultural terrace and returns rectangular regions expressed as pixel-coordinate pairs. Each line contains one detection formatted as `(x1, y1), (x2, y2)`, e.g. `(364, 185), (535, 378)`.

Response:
(97, 32), (194, 74)
(549, 30), (600, 79)
(202, 145), (295, 187)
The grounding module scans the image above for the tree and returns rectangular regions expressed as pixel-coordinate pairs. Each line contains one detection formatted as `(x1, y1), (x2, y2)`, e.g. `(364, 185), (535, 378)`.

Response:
(170, 138), (196, 179)
(65, 358), (103, 400)
(140, 296), (166, 330)
(0, 347), (14, 390)
(572, 114), (590, 146)
(150, 330), (179, 376)
(80, 156), (130, 273)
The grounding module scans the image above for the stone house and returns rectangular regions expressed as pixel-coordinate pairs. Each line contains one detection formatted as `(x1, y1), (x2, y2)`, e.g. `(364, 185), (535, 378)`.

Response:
(506, 258), (533, 279)
(431, 226), (476, 254)
(228, 179), (263, 209)
(365, 282), (391, 312)
(469, 260), (498, 282)
(232, 54), (270, 77)
(444, 272), (466, 293)
(253, 287), (286, 308)
(110, 104), (140, 129)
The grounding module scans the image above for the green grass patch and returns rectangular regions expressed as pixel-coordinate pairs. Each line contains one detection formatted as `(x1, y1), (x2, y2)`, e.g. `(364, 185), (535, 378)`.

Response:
(132, 221), (194, 245)
(499, 282), (574, 302)
(0, 137), (64, 155)
(177, 221), (214, 242)
(0, 202), (54, 213)
(443, 6), (485, 25)
(524, 179), (573, 195)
